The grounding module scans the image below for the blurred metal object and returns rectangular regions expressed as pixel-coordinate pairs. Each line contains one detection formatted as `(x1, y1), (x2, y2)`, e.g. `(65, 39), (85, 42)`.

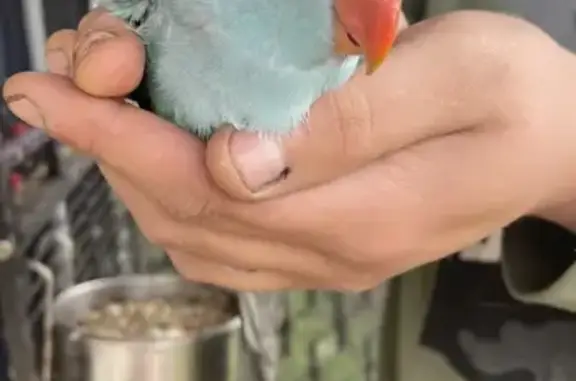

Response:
(0, 129), (51, 171)
(50, 202), (76, 291)
(52, 274), (251, 381)
(111, 198), (135, 274)
(21, 0), (47, 71)
(0, 118), (37, 381)
(0, 254), (37, 381)
(239, 292), (284, 381)
(26, 260), (55, 381)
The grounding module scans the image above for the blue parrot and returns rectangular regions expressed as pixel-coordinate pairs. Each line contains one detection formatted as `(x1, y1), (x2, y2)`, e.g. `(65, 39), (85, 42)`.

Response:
(96, 0), (401, 138)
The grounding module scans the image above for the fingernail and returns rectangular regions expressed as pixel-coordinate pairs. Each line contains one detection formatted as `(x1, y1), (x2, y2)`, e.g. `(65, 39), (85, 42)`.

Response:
(229, 131), (288, 192)
(75, 30), (116, 63)
(4, 95), (45, 129)
(46, 49), (70, 76)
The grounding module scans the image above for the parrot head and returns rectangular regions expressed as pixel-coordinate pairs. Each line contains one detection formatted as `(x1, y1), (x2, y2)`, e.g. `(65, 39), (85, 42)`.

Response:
(333, 0), (402, 74)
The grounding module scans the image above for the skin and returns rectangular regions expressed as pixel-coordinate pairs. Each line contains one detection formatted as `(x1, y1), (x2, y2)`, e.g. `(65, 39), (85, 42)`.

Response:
(3, 9), (576, 292)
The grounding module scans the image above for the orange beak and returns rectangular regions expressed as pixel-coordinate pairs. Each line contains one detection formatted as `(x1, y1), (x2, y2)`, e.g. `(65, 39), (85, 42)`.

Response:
(334, 0), (401, 74)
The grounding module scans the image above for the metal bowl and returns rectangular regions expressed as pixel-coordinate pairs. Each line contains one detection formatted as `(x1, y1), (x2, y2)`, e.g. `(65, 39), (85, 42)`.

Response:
(52, 274), (249, 381)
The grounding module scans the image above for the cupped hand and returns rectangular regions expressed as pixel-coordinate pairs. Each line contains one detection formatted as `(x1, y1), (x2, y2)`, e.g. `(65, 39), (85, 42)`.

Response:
(3, 10), (576, 291)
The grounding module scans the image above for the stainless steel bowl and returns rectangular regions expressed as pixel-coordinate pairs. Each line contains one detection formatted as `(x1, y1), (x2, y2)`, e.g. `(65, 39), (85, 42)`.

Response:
(52, 274), (252, 381)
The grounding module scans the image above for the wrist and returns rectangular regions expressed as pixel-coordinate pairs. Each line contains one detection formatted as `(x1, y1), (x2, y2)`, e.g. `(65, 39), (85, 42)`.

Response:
(529, 53), (576, 232)
(491, 20), (576, 232)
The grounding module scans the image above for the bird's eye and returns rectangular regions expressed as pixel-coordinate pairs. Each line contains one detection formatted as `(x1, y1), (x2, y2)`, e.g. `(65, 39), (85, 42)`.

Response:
(346, 32), (359, 47)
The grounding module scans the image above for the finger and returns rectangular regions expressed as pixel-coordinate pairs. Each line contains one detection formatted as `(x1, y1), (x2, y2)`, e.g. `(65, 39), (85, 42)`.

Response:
(206, 12), (511, 200)
(158, 223), (343, 281)
(233, 127), (547, 270)
(57, 8), (145, 97)
(168, 251), (298, 291)
(45, 29), (77, 76)
(172, 242), (385, 292)
(3, 72), (214, 219)
(100, 165), (357, 283)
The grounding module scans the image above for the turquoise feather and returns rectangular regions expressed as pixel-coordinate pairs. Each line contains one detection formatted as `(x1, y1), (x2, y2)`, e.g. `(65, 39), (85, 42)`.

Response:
(97, 0), (360, 138)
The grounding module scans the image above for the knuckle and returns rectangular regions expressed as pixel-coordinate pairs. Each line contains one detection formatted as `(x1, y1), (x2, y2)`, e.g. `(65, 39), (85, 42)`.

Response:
(189, 195), (215, 220)
(151, 185), (216, 224)
(328, 242), (380, 267)
(173, 193), (222, 224)
(161, 196), (204, 223)
(47, 119), (96, 157)
(66, 130), (97, 158)
(73, 130), (98, 158)
(325, 86), (375, 161)
(81, 101), (124, 158)
(140, 220), (179, 248)
(50, 102), (122, 159)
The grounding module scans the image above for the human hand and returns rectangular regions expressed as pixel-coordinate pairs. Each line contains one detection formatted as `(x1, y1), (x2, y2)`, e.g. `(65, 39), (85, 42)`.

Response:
(3, 10), (576, 292)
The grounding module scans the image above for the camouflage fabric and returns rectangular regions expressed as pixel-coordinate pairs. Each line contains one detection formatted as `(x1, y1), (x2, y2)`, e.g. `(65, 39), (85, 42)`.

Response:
(278, 288), (390, 381)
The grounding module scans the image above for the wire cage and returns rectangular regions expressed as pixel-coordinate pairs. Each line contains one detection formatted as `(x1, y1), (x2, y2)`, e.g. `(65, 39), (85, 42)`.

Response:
(0, 113), (143, 381)
(0, 1), (143, 380)
(0, 113), (141, 381)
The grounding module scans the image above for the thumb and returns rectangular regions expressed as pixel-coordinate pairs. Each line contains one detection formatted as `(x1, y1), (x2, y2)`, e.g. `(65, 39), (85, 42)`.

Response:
(206, 12), (504, 201)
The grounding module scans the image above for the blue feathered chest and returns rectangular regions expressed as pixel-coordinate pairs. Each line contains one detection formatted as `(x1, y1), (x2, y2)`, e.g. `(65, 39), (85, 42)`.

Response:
(98, 0), (360, 137)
